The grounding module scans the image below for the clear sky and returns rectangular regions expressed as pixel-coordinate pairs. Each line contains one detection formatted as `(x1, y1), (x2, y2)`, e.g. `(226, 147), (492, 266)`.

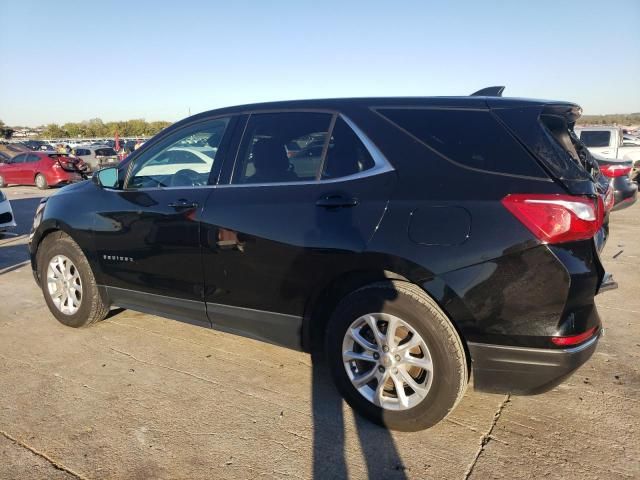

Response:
(1, 0), (639, 126)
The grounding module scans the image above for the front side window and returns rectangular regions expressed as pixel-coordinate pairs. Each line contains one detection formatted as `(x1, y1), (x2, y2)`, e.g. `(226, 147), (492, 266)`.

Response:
(579, 131), (611, 148)
(11, 154), (27, 164)
(127, 117), (230, 189)
(233, 112), (332, 184)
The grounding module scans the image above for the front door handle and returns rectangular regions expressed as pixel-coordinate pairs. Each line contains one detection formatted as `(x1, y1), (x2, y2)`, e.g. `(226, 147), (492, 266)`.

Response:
(316, 195), (359, 208)
(168, 199), (199, 209)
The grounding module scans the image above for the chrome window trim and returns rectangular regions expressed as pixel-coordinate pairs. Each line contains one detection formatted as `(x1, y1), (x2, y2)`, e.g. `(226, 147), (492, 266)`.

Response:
(118, 112), (395, 192)
(221, 113), (394, 189)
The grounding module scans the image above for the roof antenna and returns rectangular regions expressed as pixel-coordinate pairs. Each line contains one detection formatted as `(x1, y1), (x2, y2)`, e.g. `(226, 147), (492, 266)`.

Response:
(470, 86), (505, 97)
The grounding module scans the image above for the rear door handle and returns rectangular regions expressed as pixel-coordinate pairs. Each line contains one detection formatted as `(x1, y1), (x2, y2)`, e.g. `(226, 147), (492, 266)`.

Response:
(168, 199), (199, 209)
(315, 195), (358, 208)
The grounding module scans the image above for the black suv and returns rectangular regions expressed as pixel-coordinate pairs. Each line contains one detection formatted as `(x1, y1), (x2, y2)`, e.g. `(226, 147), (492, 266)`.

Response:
(29, 90), (613, 431)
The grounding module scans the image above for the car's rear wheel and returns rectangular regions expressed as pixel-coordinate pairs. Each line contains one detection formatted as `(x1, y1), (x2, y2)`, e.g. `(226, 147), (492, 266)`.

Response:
(35, 173), (48, 190)
(326, 281), (468, 431)
(37, 231), (109, 327)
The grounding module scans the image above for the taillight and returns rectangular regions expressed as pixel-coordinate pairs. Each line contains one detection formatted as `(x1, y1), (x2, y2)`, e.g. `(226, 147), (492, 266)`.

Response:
(57, 159), (76, 171)
(501, 194), (602, 244)
(600, 164), (631, 178)
(551, 326), (598, 346)
(604, 187), (615, 212)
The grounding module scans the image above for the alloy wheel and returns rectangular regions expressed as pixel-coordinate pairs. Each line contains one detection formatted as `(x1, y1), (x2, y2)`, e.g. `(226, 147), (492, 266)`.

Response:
(46, 255), (82, 315)
(342, 312), (433, 411)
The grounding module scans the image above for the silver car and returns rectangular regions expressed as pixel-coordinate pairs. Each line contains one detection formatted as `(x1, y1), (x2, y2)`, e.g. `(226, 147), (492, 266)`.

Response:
(72, 145), (119, 171)
(0, 189), (16, 231)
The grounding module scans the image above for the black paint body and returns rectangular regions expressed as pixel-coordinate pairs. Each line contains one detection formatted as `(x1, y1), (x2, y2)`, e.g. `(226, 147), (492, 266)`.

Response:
(29, 96), (608, 393)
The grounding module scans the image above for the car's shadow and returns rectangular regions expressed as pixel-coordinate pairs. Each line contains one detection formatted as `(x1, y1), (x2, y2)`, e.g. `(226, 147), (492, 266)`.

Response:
(311, 354), (408, 479)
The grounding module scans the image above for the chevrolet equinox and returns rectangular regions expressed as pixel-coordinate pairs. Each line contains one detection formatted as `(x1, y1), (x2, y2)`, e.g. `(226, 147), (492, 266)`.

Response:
(29, 88), (614, 431)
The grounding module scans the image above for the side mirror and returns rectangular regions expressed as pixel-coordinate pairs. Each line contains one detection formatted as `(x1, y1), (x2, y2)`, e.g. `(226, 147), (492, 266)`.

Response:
(93, 167), (119, 189)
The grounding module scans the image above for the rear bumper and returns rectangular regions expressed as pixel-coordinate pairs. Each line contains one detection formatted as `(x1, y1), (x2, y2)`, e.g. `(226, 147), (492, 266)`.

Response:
(469, 330), (600, 394)
(612, 178), (638, 211)
(48, 171), (83, 186)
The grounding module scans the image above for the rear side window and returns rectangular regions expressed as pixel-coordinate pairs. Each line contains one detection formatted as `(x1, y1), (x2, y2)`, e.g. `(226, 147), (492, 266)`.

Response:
(233, 112), (332, 184)
(579, 131), (611, 148)
(26, 154), (40, 163)
(75, 149), (90, 156)
(377, 108), (540, 176)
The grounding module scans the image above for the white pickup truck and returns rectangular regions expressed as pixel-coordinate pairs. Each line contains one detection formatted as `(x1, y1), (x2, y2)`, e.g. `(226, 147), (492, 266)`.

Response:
(575, 126), (640, 163)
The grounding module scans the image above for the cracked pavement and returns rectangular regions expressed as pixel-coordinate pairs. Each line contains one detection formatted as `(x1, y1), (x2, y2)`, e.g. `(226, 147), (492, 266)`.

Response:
(0, 186), (638, 479)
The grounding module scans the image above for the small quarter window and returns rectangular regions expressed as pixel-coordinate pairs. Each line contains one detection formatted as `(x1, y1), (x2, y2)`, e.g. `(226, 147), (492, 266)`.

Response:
(321, 117), (375, 179)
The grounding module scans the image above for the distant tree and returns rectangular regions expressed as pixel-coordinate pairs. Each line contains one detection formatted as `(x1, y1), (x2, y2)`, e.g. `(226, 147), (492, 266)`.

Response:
(579, 113), (640, 126)
(41, 124), (68, 138)
(0, 120), (14, 140)
(36, 119), (172, 139)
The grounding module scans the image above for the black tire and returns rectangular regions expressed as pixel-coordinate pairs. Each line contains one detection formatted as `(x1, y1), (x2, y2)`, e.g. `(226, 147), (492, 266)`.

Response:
(35, 173), (48, 190)
(37, 231), (109, 327)
(326, 280), (468, 431)
(0, 175), (6, 188)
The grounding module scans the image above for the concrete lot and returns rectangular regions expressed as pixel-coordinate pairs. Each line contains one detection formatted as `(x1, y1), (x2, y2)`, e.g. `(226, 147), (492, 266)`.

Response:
(0, 185), (638, 480)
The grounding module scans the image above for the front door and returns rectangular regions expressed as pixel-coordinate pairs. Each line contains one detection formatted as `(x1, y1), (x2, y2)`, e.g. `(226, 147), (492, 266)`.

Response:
(91, 116), (235, 326)
(200, 112), (396, 347)
(2, 153), (28, 184)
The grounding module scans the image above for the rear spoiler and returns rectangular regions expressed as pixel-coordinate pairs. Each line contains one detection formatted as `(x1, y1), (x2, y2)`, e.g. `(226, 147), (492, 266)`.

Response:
(471, 86), (505, 97)
(542, 104), (583, 125)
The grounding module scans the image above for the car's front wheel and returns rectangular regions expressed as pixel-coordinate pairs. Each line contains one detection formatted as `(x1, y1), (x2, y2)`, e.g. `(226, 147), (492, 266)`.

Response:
(326, 281), (468, 431)
(37, 231), (109, 327)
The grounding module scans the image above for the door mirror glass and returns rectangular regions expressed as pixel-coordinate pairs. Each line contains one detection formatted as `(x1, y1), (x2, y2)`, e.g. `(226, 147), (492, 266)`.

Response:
(95, 167), (119, 188)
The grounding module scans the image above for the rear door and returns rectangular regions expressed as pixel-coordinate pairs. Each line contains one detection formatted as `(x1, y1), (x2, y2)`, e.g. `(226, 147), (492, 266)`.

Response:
(24, 154), (41, 184)
(199, 111), (396, 348)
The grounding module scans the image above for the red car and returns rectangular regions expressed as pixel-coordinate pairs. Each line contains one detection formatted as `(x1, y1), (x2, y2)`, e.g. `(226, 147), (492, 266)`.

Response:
(0, 151), (88, 189)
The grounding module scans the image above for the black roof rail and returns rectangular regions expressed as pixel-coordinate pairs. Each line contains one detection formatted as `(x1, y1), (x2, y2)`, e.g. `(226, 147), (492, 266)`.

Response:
(470, 86), (505, 97)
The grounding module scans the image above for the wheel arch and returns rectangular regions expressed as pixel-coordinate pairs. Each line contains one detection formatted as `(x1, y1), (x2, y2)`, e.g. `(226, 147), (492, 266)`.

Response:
(31, 221), (98, 284)
(301, 264), (471, 373)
